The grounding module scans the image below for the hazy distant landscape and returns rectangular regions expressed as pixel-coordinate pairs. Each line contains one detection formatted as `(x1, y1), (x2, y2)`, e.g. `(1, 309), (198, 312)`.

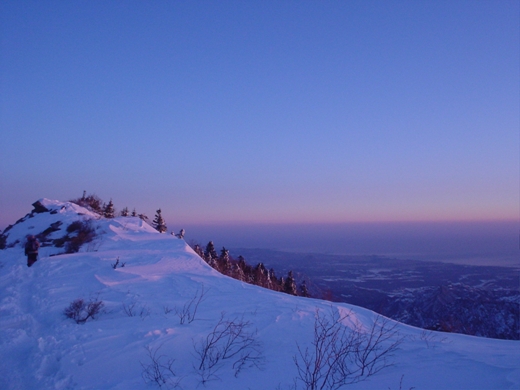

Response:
(181, 220), (520, 339)
(229, 247), (519, 339)
(184, 220), (519, 267)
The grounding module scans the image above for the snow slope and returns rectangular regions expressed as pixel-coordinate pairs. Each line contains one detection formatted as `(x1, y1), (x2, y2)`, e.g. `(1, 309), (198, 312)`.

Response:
(0, 200), (519, 389)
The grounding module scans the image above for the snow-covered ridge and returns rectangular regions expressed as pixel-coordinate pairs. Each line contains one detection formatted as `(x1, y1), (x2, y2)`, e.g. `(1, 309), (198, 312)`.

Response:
(0, 200), (519, 389)
(0, 198), (159, 256)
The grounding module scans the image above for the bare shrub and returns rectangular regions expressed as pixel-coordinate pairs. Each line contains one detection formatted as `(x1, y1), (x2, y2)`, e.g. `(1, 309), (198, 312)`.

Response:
(65, 220), (96, 253)
(354, 315), (402, 377)
(294, 307), (402, 390)
(141, 345), (180, 389)
(70, 191), (103, 214)
(140, 305), (151, 319)
(122, 301), (137, 317)
(64, 297), (104, 324)
(388, 374), (415, 390)
(410, 329), (449, 349)
(193, 313), (264, 384)
(67, 220), (84, 233)
(111, 257), (126, 269)
(175, 285), (207, 324)
(122, 301), (150, 318)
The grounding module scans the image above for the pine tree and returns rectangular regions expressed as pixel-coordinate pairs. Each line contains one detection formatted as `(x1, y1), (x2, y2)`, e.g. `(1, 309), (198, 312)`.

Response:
(253, 263), (268, 287)
(204, 241), (218, 261)
(219, 247), (231, 275)
(299, 280), (310, 297)
(283, 271), (298, 296)
(152, 209), (167, 233)
(269, 268), (281, 291)
(120, 207), (129, 217)
(131, 208), (137, 217)
(193, 244), (204, 258)
(237, 255), (246, 267)
(231, 263), (246, 281)
(103, 199), (115, 218)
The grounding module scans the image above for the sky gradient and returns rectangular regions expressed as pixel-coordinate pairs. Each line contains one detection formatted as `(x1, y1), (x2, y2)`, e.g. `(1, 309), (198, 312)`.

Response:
(1, 1), (519, 230)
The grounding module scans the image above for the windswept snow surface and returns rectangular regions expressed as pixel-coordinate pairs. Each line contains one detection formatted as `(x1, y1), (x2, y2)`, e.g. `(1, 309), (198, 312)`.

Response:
(0, 201), (519, 389)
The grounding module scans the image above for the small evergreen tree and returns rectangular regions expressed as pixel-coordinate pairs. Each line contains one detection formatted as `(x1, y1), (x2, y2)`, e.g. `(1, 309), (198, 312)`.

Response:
(299, 280), (310, 297)
(269, 268), (280, 290)
(152, 209), (167, 233)
(193, 244), (204, 258)
(120, 207), (129, 217)
(204, 241), (218, 261)
(253, 263), (268, 287)
(131, 208), (137, 217)
(103, 199), (115, 218)
(283, 271), (298, 296)
(231, 262), (246, 281)
(237, 255), (246, 266)
(219, 247), (231, 275)
(236, 256), (251, 282)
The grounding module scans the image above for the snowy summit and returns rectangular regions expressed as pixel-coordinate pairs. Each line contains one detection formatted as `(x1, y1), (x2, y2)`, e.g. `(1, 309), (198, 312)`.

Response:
(0, 199), (518, 389)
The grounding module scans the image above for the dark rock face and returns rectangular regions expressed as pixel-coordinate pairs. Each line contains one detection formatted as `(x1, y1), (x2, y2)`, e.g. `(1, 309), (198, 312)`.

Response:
(31, 201), (49, 213)
(36, 221), (63, 247)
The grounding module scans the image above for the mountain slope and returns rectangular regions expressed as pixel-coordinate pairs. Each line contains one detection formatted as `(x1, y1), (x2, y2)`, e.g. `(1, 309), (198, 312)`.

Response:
(0, 200), (519, 389)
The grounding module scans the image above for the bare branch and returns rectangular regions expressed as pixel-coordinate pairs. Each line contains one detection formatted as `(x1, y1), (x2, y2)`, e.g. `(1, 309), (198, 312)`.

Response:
(193, 312), (264, 384)
(141, 345), (180, 389)
(175, 285), (208, 324)
(122, 301), (138, 317)
(293, 307), (402, 389)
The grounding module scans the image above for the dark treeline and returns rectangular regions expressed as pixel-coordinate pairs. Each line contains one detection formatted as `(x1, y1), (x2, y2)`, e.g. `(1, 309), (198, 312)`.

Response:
(191, 241), (310, 298)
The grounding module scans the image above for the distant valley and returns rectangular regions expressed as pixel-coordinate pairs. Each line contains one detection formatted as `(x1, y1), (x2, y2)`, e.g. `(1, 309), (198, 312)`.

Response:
(231, 248), (520, 340)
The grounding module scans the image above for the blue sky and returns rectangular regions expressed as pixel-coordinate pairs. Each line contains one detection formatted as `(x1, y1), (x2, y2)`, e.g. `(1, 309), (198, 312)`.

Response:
(1, 1), (518, 230)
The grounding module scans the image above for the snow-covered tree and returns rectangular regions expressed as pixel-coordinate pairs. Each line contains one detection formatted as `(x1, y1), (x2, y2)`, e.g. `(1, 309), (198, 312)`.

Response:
(204, 241), (218, 262)
(120, 207), (129, 217)
(152, 209), (167, 233)
(103, 199), (115, 219)
(219, 247), (231, 275)
(253, 263), (268, 287)
(299, 280), (310, 297)
(131, 208), (137, 217)
(193, 244), (204, 258)
(283, 271), (298, 296)
(231, 263), (246, 281)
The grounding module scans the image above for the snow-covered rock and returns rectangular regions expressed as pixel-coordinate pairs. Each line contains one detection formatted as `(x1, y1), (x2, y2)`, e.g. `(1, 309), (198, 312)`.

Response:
(0, 200), (519, 389)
